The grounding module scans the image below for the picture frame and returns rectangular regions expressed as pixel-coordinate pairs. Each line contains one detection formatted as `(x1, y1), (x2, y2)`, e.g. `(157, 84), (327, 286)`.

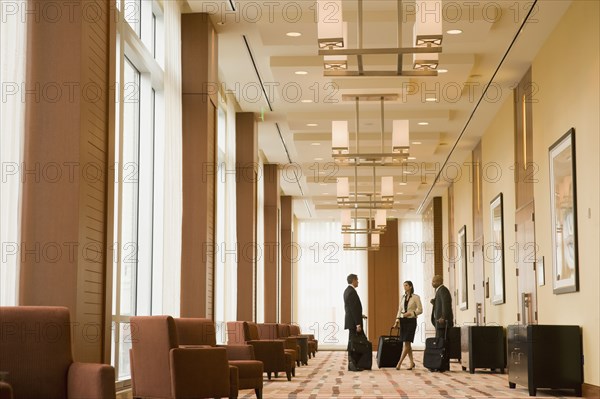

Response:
(549, 128), (579, 294)
(457, 225), (468, 310)
(490, 193), (505, 305)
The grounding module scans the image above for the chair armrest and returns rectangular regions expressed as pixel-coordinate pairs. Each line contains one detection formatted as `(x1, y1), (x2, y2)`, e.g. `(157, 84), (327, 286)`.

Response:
(218, 344), (256, 360)
(0, 382), (13, 399)
(67, 362), (116, 399)
(170, 347), (231, 399)
(246, 340), (286, 370)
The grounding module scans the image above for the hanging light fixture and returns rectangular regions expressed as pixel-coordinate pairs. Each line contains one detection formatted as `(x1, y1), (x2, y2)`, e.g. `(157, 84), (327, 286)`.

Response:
(371, 233), (380, 248)
(413, 0), (443, 70)
(331, 94), (410, 166)
(318, 0), (442, 77)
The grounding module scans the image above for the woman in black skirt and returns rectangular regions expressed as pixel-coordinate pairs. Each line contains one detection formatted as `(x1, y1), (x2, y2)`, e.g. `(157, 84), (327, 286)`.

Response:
(393, 281), (423, 370)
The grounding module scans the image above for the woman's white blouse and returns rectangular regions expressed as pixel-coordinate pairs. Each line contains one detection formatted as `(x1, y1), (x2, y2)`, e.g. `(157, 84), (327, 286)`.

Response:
(396, 293), (423, 319)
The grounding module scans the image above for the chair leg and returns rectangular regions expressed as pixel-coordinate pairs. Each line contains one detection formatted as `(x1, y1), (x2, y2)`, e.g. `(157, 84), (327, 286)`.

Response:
(255, 388), (262, 399)
(286, 371), (292, 381)
(292, 368), (296, 377)
(267, 372), (272, 380)
(274, 372), (279, 378)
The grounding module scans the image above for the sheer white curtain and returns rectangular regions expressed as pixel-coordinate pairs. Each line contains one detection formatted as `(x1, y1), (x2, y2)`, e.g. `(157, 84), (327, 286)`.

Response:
(161, 0), (182, 316)
(296, 220), (368, 349)
(398, 218), (426, 348)
(0, 0), (27, 306)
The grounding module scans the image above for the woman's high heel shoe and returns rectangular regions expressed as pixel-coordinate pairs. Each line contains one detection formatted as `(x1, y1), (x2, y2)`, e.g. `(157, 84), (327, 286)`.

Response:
(395, 363), (402, 370)
(407, 362), (416, 370)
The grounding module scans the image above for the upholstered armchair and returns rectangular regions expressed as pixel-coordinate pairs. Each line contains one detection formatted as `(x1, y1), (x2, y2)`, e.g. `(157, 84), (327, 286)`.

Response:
(226, 322), (295, 381)
(289, 324), (318, 358)
(276, 324), (308, 365)
(174, 318), (263, 399)
(130, 316), (235, 399)
(258, 323), (300, 367)
(0, 306), (115, 399)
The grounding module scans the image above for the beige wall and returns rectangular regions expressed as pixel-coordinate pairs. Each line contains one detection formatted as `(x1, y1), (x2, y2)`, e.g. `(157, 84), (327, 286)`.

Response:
(531, 1), (600, 386)
(451, 1), (599, 386)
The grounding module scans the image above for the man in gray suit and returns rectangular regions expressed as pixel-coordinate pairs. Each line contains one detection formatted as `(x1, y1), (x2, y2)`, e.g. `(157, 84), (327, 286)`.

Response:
(430, 275), (454, 338)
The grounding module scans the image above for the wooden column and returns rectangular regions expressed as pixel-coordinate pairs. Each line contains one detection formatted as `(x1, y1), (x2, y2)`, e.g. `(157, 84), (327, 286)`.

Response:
(280, 196), (293, 324)
(19, 0), (111, 362)
(263, 164), (280, 322)
(181, 13), (218, 318)
(236, 113), (258, 321)
(368, 219), (399, 350)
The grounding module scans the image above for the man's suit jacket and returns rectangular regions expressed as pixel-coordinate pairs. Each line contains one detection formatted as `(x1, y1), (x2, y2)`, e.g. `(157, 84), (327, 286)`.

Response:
(344, 285), (363, 330)
(431, 285), (454, 328)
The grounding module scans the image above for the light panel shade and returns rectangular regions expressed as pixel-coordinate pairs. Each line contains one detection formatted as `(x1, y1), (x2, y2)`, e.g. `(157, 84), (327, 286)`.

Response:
(371, 233), (380, 247)
(317, 0), (344, 48)
(337, 177), (350, 199)
(343, 233), (351, 247)
(341, 209), (352, 227)
(381, 176), (394, 198)
(332, 120), (349, 151)
(392, 120), (409, 151)
(413, 52), (439, 70)
(414, 0), (443, 46)
(375, 210), (387, 228)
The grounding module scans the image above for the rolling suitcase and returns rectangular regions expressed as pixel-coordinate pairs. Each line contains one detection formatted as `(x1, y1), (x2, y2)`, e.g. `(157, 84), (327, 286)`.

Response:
(356, 339), (373, 370)
(423, 327), (449, 372)
(376, 327), (403, 368)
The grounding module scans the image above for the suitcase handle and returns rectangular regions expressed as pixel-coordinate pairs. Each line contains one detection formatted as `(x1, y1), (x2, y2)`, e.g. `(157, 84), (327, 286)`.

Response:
(389, 326), (400, 337)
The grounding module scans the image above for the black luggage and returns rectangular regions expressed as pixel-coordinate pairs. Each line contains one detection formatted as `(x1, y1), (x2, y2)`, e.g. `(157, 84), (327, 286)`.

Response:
(423, 333), (450, 372)
(349, 331), (373, 370)
(376, 327), (403, 368)
(447, 326), (461, 361)
(356, 340), (373, 370)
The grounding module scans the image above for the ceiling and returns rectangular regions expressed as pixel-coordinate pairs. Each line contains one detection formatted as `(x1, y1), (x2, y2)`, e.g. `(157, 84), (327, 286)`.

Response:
(186, 0), (572, 220)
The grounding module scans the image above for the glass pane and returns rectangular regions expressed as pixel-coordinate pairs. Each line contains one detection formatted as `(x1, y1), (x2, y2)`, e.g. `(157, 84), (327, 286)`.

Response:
(118, 322), (133, 381)
(123, 0), (141, 37)
(120, 59), (140, 316)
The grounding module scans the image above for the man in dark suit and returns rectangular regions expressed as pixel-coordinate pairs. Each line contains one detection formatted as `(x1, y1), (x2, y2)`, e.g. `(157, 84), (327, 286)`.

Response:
(431, 275), (454, 338)
(344, 273), (365, 371)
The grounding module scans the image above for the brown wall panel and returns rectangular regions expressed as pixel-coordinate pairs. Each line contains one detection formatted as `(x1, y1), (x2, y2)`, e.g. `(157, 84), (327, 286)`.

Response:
(368, 219), (399, 350)
(280, 196), (293, 324)
(20, 0), (110, 363)
(263, 164), (280, 322)
(181, 14), (218, 318)
(236, 113), (258, 321)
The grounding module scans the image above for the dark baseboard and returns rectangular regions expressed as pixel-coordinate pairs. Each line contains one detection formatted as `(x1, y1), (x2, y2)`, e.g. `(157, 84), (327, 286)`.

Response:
(583, 383), (600, 398)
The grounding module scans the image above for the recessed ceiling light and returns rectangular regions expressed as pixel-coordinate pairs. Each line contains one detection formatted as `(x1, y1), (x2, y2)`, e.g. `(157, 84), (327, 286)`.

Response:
(216, 21), (225, 26)
(314, 157), (323, 161)
(408, 156), (417, 160)
(437, 69), (448, 73)
(323, 192), (330, 195)
(396, 192), (404, 195)
(301, 99), (313, 103)
(306, 123), (318, 127)
(447, 29), (463, 35)
(399, 182), (408, 186)
(425, 97), (437, 102)
(319, 183), (327, 186)
(403, 171), (411, 174)
(295, 71), (308, 75)
(412, 141), (422, 145)
(311, 142), (321, 146)
(286, 32), (302, 37)
(418, 122), (429, 126)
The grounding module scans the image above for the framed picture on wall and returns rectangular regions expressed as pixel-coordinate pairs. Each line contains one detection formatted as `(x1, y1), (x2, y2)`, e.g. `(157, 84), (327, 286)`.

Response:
(458, 225), (468, 310)
(549, 128), (579, 294)
(490, 193), (505, 305)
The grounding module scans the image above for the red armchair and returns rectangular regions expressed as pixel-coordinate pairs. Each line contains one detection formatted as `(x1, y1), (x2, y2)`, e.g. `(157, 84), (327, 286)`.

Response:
(130, 316), (235, 399)
(226, 322), (295, 381)
(258, 323), (300, 367)
(289, 324), (318, 358)
(0, 306), (115, 399)
(174, 318), (263, 399)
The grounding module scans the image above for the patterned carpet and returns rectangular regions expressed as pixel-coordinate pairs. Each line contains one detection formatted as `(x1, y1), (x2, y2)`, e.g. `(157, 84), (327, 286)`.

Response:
(240, 350), (581, 399)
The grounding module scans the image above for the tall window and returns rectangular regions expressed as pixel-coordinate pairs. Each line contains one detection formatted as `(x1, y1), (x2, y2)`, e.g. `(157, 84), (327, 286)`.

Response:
(398, 218), (425, 348)
(296, 220), (368, 349)
(214, 95), (238, 343)
(111, 1), (165, 385)
(0, 0), (27, 305)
